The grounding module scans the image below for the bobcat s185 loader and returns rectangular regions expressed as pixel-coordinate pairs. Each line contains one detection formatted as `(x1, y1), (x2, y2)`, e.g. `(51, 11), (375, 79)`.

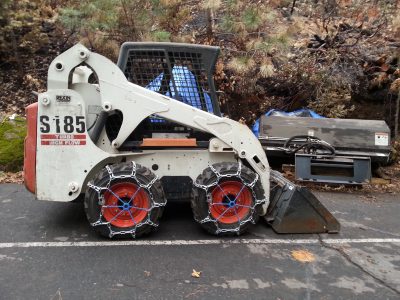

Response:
(24, 43), (339, 238)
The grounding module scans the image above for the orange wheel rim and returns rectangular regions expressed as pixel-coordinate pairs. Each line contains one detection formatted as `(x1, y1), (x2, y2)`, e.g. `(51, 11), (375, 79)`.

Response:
(102, 182), (150, 228)
(209, 181), (252, 224)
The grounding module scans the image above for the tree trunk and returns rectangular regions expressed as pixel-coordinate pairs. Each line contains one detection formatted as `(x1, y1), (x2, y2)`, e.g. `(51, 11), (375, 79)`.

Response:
(395, 90), (400, 138)
(10, 30), (23, 76)
(206, 8), (214, 40)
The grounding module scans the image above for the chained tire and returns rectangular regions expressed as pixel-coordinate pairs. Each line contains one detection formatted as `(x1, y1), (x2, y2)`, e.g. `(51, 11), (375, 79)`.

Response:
(84, 161), (166, 238)
(191, 162), (267, 236)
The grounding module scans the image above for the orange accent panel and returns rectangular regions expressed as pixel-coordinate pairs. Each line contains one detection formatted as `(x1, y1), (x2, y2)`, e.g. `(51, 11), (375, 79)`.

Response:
(24, 102), (38, 194)
(141, 138), (197, 147)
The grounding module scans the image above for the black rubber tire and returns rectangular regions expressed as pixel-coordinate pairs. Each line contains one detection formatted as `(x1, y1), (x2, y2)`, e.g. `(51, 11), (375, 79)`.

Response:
(84, 162), (165, 239)
(191, 162), (265, 236)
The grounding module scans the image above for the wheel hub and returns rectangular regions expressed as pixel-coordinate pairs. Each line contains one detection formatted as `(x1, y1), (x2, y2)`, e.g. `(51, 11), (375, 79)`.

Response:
(222, 194), (237, 207)
(122, 202), (131, 211)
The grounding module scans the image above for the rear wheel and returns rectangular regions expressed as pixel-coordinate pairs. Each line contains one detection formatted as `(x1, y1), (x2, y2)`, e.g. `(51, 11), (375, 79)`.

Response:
(84, 162), (166, 238)
(191, 162), (266, 236)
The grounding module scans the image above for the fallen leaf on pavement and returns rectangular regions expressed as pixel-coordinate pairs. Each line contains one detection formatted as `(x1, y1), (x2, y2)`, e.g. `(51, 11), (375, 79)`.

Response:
(144, 271), (151, 277)
(291, 249), (315, 263)
(191, 269), (201, 278)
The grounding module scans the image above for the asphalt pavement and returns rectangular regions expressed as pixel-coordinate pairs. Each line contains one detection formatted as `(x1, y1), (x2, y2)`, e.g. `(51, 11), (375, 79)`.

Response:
(0, 183), (399, 300)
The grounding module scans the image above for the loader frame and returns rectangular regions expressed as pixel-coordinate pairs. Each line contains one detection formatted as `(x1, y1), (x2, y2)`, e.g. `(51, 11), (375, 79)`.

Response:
(30, 44), (270, 208)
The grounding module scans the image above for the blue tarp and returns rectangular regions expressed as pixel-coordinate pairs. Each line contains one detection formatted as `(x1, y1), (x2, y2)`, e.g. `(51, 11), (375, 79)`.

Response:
(146, 66), (214, 113)
(252, 109), (324, 137)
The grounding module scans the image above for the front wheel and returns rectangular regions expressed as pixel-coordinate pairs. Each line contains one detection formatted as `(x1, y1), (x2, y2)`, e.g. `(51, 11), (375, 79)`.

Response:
(84, 162), (166, 238)
(191, 162), (266, 236)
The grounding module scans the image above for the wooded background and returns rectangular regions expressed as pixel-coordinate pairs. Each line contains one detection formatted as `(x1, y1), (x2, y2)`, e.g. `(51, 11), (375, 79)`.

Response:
(1, 0), (400, 132)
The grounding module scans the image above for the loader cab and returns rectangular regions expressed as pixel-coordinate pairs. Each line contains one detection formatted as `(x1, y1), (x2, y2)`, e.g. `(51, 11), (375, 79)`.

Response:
(105, 42), (222, 150)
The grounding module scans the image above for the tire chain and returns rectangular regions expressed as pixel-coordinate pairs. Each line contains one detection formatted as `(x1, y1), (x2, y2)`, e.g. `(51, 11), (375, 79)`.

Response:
(193, 162), (268, 235)
(87, 161), (167, 238)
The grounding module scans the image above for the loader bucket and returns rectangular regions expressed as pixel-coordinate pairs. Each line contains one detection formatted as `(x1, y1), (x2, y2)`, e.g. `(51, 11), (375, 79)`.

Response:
(265, 171), (340, 234)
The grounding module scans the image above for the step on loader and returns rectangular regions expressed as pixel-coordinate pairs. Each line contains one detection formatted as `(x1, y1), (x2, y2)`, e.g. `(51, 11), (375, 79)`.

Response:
(24, 43), (339, 238)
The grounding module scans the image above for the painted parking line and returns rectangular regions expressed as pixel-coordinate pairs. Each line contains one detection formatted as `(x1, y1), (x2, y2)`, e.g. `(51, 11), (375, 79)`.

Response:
(0, 238), (399, 249)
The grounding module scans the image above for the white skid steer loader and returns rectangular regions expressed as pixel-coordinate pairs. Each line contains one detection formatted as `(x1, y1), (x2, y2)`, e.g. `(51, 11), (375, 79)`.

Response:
(24, 43), (339, 238)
